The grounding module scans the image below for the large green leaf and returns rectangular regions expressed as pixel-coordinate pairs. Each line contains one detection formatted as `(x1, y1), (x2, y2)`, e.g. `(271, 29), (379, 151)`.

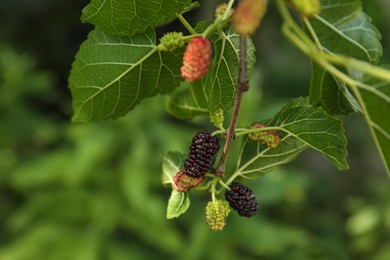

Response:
(357, 76), (390, 176)
(237, 97), (348, 177)
(81, 0), (192, 36)
(69, 28), (183, 122)
(309, 0), (383, 114)
(166, 24), (255, 119)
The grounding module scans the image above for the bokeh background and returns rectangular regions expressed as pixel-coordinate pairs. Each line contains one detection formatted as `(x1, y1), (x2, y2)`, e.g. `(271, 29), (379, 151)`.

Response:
(0, 0), (389, 259)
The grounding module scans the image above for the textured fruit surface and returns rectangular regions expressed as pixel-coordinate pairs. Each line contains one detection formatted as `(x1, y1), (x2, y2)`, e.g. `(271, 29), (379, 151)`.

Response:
(184, 131), (220, 178)
(205, 200), (231, 231)
(225, 182), (258, 217)
(180, 37), (212, 82)
(232, 0), (266, 35)
(248, 122), (280, 148)
(159, 32), (184, 51)
(173, 169), (205, 192)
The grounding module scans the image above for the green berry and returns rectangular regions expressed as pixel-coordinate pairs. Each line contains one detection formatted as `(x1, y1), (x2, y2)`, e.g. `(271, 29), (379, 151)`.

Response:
(210, 108), (224, 129)
(205, 200), (231, 231)
(159, 32), (184, 51)
(248, 122), (280, 148)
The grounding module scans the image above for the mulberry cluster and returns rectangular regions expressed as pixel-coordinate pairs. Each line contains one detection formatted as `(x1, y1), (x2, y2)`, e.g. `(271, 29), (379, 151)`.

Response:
(184, 131), (220, 178)
(205, 200), (231, 231)
(181, 36), (212, 82)
(248, 122), (280, 148)
(225, 182), (258, 217)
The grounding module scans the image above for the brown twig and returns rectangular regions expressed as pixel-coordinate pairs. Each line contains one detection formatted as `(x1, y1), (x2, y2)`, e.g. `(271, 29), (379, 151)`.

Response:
(216, 35), (249, 177)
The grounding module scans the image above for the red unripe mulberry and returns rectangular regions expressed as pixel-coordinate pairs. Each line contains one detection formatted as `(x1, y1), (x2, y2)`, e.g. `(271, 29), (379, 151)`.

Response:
(181, 36), (212, 82)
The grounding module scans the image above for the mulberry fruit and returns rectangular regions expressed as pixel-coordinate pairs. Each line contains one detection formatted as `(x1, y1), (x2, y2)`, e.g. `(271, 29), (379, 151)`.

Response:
(205, 200), (231, 231)
(289, 0), (320, 17)
(173, 169), (205, 192)
(181, 36), (212, 82)
(225, 182), (258, 217)
(248, 122), (280, 148)
(184, 131), (220, 178)
(232, 0), (266, 35)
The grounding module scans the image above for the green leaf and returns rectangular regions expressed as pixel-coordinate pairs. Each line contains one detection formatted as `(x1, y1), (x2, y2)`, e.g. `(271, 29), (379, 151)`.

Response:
(166, 24), (255, 119)
(166, 190), (190, 219)
(81, 0), (192, 36)
(357, 76), (390, 176)
(237, 97), (348, 176)
(68, 28), (183, 122)
(162, 151), (184, 187)
(309, 0), (383, 114)
(165, 84), (209, 120)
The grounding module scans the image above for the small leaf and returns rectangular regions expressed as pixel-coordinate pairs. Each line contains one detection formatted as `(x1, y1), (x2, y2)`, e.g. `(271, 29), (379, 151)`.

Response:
(81, 0), (192, 36)
(162, 151), (185, 187)
(309, 0), (383, 114)
(237, 97), (348, 176)
(68, 28), (183, 122)
(165, 23), (256, 119)
(166, 190), (190, 219)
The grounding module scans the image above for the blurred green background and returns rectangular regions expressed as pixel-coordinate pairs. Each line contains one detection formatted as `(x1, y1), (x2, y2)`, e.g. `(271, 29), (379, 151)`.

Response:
(0, 0), (389, 259)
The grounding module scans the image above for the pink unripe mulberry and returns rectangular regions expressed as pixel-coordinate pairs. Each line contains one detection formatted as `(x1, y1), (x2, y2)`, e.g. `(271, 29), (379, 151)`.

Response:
(181, 36), (212, 82)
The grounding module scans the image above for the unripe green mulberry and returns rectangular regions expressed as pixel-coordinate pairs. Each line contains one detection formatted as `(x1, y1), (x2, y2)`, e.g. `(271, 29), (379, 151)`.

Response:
(248, 122), (280, 148)
(214, 3), (234, 20)
(289, 0), (320, 17)
(205, 200), (231, 231)
(210, 108), (224, 129)
(159, 32), (184, 51)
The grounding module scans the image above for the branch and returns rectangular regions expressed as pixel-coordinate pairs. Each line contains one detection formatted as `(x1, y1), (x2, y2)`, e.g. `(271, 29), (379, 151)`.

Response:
(216, 35), (249, 177)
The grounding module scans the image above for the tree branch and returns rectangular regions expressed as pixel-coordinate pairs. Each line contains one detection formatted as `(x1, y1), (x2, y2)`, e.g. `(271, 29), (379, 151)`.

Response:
(216, 36), (249, 177)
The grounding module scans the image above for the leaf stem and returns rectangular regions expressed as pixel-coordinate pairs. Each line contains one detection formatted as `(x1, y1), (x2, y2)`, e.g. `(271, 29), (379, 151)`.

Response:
(176, 13), (197, 35)
(215, 35), (249, 177)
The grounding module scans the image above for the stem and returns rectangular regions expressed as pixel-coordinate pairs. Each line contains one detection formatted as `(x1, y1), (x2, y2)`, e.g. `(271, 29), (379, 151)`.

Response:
(176, 13), (197, 35)
(202, 0), (235, 37)
(215, 36), (249, 177)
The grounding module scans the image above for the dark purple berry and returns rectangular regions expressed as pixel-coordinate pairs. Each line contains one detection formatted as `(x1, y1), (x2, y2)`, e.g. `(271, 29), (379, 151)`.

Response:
(184, 131), (220, 178)
(225, 182), (258, 217)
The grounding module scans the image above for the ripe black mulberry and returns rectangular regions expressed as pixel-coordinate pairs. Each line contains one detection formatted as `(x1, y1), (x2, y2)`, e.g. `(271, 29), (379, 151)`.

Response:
(184, 131), (220, 178)
(225, 182), (258, 217)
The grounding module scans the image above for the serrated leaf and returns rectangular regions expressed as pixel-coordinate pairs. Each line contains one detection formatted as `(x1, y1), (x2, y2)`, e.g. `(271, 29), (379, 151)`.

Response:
(357, 76), (390, 176)
(309, 0), (383, 114)
(237, 97), (348, 176)
(165, 24), (255, 119)
(81, 0), (192, 36)
(68, 28), (183, 122)
(162, 151), (185, 187)
(166, 190), (190, 219)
